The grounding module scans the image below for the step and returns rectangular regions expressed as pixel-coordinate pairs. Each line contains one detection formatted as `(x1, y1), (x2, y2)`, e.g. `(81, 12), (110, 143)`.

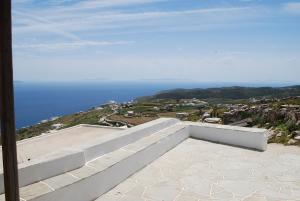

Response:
(0, 123), (189, 201)
(0, 118), (179, 194)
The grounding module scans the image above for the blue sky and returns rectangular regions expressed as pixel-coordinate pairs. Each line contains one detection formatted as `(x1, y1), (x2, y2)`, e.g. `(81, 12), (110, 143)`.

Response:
(12, 0), (300, 83)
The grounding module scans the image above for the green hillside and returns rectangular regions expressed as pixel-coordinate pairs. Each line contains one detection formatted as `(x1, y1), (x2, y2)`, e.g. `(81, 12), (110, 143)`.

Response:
(145, 85), (300, 101)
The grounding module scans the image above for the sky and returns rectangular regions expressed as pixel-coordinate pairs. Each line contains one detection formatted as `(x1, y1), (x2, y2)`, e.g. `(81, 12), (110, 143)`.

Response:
(12, 0), (300, 83)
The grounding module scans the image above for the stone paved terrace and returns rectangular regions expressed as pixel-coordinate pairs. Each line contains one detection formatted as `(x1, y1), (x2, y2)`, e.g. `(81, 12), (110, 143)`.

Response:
(96, 139), (300, 201)
(0, 118), (298, 201)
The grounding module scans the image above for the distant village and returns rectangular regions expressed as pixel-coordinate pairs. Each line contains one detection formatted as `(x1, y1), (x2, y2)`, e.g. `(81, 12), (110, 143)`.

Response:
(18, 96), (300, 146)
(91, 96), (300, 145)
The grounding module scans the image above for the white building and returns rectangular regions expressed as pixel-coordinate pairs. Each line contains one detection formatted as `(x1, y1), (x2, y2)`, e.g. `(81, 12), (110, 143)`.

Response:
(204, 117), (222, 124)
(51, 123), (64, 130)
(176, 112), (188, 119)
(127, 111), (135, 117)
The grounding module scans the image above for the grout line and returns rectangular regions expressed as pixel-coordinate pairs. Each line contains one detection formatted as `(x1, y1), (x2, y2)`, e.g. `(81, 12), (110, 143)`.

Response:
(40, 181), (55, 192)
(141, 186), (148, 200)
(121, 147), (135, 153)
(67, 172), (80, 180)
(85, 163), (97, 170)
(173, 187), (184, 201)
(86, 155), (105, 165)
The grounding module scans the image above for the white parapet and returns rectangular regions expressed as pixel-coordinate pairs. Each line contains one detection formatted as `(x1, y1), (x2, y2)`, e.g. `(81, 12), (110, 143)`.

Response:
(0, 118), (269, 201)
(30, 125), (188, 201)
(0, 118), (179, 194)
(82, 118), (180, 161)
(188, 122), (268, 151)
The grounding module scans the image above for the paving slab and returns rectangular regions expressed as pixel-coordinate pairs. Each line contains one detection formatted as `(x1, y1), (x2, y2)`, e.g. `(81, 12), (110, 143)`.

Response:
(43, 173), (80, 190)
(0, 125), (122, 168)
(96, 139), (300, 201)
(20, 182), (52, 200)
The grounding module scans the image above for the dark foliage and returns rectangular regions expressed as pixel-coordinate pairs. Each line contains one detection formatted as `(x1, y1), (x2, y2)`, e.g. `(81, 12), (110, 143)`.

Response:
(148, 85), (300, 100)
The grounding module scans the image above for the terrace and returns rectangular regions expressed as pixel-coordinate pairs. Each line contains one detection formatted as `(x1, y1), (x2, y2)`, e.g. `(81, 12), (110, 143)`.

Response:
(1, 1), (299, 200)
(97, 138), (300, 201)
(1, 118), (297, 201)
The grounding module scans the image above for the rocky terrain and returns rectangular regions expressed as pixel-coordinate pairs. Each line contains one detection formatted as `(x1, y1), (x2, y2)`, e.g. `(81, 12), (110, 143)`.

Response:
(13, 93), (300, 146)
(220, 97), (300, 145)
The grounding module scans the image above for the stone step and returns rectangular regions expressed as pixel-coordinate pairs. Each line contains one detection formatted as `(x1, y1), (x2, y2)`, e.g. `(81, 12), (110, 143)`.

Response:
(0, 118), (179, 194)
(1, 123), (188, 201)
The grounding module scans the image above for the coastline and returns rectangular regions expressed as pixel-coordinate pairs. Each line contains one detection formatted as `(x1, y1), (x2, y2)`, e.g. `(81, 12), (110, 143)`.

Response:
(14, 81), (300, 129)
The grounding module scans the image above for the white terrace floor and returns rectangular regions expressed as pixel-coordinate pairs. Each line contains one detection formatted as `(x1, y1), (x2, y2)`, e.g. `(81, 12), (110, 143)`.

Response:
(0, 125), (123, 167)
(96, 139), (300, 201)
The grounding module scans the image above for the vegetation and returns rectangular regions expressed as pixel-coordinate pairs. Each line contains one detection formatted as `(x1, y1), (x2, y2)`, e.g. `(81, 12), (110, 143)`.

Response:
(143, 85), (300, 102)
(14, 107), (112, 142)
(6, 86), (300, 147)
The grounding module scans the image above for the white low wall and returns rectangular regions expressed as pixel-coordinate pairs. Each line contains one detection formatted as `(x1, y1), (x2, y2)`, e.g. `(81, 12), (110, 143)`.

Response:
(30, 127), (189, 201)
(83, 118), (179, 161)
(0, 118), (179, 194)
(188, 122), (267, 151)
(0, 118), (268, 199)
(0, 149), (85, 194)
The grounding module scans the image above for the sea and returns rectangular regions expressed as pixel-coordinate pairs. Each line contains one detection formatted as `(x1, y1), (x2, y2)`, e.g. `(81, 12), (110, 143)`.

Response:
(14, 81), (293, 129)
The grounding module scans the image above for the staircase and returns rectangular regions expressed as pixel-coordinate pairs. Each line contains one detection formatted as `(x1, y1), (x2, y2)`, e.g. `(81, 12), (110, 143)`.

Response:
(0, 119), (189, 201)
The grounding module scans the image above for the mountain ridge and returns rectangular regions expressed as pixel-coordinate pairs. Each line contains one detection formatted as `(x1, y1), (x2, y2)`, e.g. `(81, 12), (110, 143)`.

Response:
(142, 85), (300, 100)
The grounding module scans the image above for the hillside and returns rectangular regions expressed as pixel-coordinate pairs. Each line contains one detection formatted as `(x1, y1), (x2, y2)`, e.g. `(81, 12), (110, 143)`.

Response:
(144, 85), (300, 101)
(6, 85), (300, 146)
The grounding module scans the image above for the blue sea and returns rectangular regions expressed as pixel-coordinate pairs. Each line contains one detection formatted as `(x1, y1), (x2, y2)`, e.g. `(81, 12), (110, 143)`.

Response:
(14, 81), (293, 128)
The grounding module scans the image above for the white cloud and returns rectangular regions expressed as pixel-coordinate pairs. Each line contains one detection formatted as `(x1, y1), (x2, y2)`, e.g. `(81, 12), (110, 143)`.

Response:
(11, 0), (300, 82)
(13, 6), (257, 36)
(14, 0), (166, 10)
(12, 1), (264, 57)
(13, 0), (169, 40)
(61, 0), (166, 10)
(283, 2), (300, 14)
(13, 10), (80, 40)
(14, 40), (133, 50)
(14, 54), (300, 82)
